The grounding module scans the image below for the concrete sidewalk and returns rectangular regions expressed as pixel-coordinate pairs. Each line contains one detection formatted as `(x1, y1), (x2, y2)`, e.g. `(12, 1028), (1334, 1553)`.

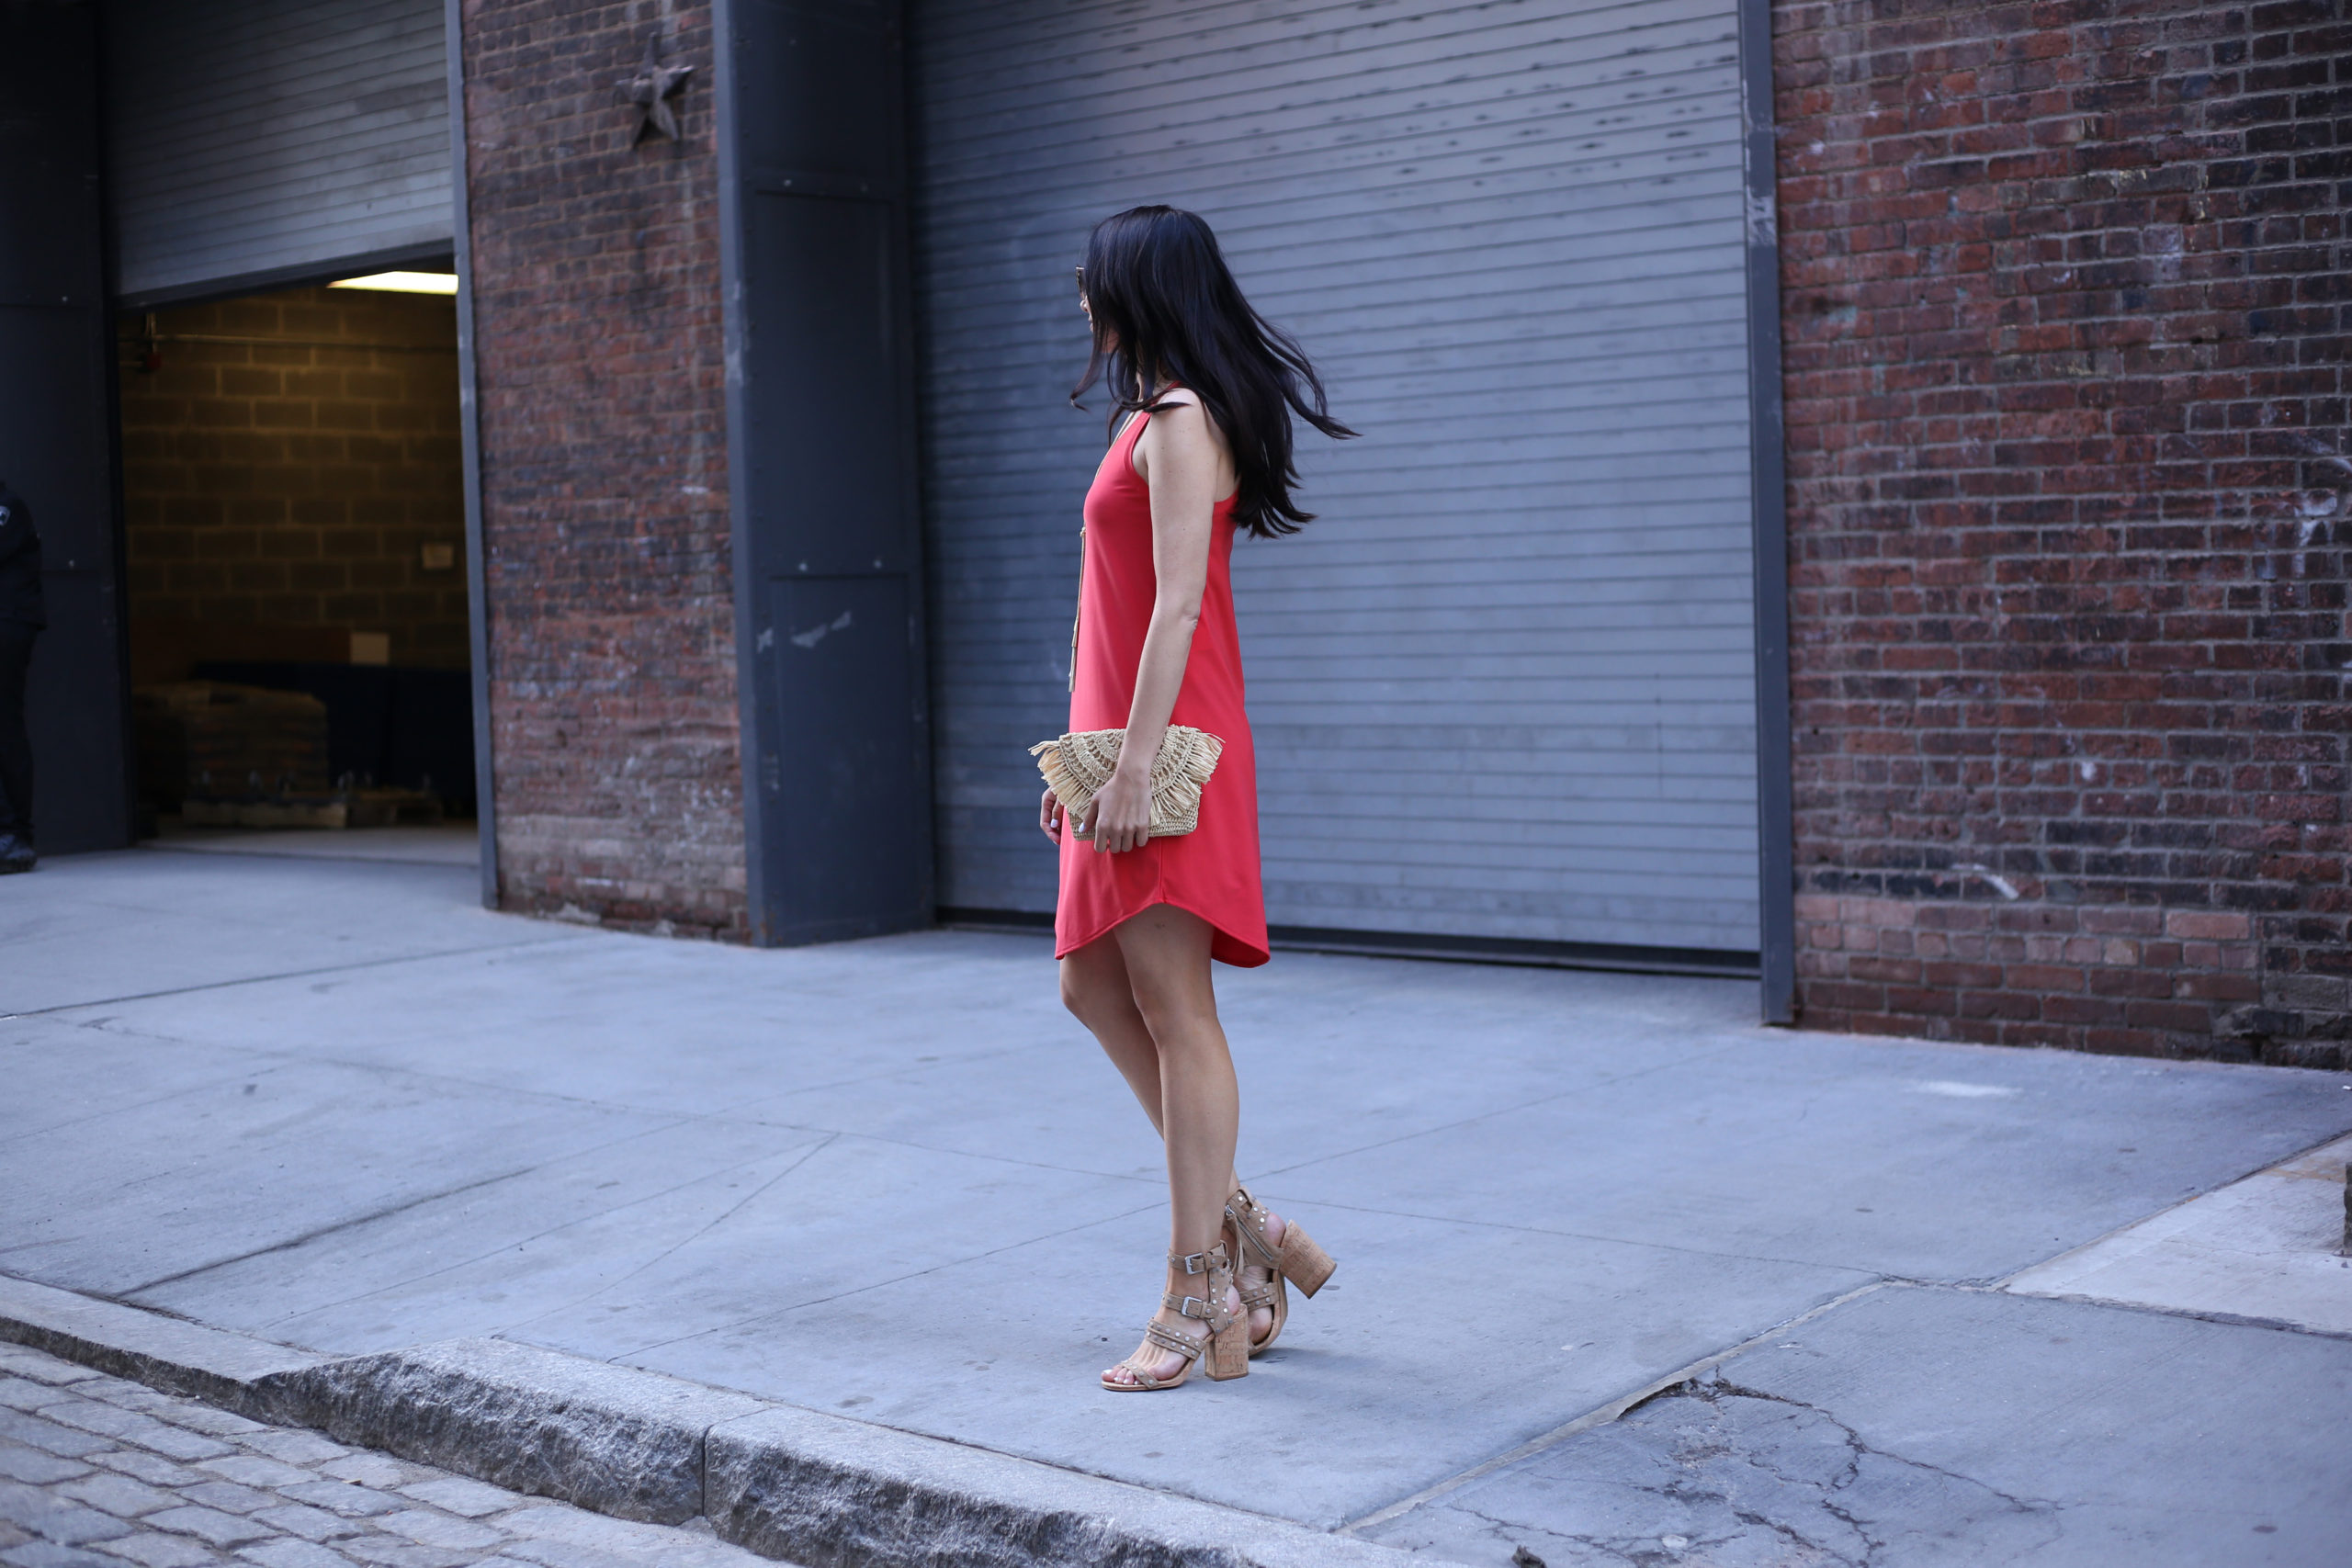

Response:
(5, 845), (2350, 1565)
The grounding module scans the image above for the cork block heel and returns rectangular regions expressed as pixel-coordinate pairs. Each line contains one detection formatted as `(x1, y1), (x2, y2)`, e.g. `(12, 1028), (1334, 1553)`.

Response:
(1204, 1311), (1250, 1381)
(1277, 1224), (1336, 1297)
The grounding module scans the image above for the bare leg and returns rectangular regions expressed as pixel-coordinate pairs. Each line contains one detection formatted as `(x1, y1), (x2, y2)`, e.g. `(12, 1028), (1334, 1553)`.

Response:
(1060, 937), (1166, 1137)
(1060, 910), (1281, 1358)
(1117, 907), (1238, 1272)
(1061, 907), (1238, 1384)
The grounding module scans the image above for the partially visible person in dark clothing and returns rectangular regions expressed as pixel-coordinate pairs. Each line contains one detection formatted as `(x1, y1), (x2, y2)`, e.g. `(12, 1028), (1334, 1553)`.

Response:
(0, 478), (42, 873)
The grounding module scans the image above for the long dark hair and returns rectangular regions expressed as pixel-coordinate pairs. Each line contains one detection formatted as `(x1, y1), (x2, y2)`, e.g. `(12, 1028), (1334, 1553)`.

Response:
(1071, 206), (1353, 539)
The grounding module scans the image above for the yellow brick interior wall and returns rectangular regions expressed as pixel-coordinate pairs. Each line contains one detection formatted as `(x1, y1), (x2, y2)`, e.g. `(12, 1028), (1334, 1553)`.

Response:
(119, 284), (469, 671)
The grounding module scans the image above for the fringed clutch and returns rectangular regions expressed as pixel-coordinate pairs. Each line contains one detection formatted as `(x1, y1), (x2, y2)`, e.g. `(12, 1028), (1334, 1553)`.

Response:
(1031, 725), (1224, 840)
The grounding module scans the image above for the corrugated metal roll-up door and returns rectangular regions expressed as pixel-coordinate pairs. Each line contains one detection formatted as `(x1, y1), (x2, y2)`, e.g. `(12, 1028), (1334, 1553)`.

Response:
(914, 0), (1759, 961)
(102, 0), (451, 304)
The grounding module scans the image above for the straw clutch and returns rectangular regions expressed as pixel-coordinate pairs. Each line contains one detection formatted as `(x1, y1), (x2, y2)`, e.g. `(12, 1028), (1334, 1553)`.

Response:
(1031, 725), (1224, 840)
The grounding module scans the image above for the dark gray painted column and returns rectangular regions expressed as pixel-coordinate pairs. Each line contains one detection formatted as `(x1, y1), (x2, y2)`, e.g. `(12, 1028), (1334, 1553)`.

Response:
(0, 0), (133, 855)
(713, 0), (932, 946)
(1738, 0), (1795, 1024)
(443, 0), (496, 908)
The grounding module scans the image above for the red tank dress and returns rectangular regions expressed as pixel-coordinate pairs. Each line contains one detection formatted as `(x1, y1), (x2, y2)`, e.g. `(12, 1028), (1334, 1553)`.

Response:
(1056, 406), (1269, 967)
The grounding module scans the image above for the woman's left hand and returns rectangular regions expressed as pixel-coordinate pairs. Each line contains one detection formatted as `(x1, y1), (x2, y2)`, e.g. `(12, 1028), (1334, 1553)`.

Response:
(1086, 765), (1153, 853)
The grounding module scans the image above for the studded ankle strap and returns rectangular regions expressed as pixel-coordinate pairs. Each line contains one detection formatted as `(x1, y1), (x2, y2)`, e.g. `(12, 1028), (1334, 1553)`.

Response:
(1162, 1243), (1237, 1333)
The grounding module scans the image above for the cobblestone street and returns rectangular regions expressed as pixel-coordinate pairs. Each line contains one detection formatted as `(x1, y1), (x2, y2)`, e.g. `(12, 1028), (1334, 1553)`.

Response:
(0, 1342), (780, 1568)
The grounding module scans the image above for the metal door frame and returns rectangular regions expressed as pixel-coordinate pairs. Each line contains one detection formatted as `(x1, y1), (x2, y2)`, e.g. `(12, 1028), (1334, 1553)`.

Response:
(1736, 0), (1794, 1024)
(441, 0), (496, 908)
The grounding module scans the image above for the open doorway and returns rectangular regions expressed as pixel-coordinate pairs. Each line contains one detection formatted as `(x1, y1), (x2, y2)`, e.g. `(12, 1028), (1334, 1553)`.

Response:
(117, 271), (476, 866)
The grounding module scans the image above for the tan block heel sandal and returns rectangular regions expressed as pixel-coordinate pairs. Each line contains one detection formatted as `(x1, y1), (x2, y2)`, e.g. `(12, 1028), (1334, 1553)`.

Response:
(1100, 1244), (1250, 1392)
(1226, 1186), (1336, 1357)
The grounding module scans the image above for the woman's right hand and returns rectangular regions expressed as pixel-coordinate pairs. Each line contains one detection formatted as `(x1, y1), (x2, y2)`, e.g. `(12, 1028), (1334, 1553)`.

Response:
(1084, 762), (1154, 854)
(1040, 787), (1065, 844)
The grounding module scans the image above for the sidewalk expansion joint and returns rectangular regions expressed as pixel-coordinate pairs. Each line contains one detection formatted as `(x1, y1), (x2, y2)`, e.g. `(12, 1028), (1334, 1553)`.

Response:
(0, 1271), (1463, 1568)
(1989, 1121), (2352, 1297)
(4, 933), (593, 1020)
(1988, 1287), (2352, 1344)
(123, 1167), (548, 1297)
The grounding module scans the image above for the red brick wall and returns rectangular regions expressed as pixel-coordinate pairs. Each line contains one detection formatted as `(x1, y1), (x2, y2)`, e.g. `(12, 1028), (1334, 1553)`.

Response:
(1774, 0), (2348, 1067)
(460, 0), (744, 937)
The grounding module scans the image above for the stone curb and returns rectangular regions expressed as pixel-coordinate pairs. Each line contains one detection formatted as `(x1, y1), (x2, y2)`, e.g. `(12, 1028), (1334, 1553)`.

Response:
(0, 1273), (326, 1423)
(285, 1336), (770, 1527)
(0, 1275), (1455, 1568)
(707, 1404), (1426, 1568)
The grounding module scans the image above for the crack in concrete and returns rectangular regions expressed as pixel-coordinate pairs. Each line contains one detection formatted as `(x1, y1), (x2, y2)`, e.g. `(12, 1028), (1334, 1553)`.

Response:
(1438, 1498), (1749, 1568)
(1450, 1503), (1647, 1567)
(1340, 1281), (1894, 1537)
(1645, 1373), (2064, 1566)
(1384, 1367), (2072, 1568)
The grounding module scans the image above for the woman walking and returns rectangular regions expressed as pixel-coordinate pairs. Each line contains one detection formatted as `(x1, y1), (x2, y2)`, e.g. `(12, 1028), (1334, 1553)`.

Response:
(1036, 207), (1353, 1392)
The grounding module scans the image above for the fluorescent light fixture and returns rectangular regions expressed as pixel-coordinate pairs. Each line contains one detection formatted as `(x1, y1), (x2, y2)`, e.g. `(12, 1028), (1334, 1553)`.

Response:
(327, 271), (458, 295)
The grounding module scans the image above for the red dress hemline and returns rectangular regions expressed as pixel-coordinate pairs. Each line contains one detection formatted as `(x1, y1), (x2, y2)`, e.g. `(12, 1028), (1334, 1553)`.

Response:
(1053, 887), (1273, 970)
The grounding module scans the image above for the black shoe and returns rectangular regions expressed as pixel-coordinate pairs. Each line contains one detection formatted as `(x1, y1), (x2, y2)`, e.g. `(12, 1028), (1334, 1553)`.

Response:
(0, 833), (34, 874)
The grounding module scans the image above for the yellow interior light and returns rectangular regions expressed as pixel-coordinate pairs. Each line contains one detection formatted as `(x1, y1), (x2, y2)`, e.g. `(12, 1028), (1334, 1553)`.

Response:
(327, 271), (458, 295)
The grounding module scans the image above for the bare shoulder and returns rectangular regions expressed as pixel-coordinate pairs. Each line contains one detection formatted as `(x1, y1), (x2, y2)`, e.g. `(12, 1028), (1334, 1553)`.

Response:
(1134, 387), (1231, 485)
(1143, 387), (1225, 448)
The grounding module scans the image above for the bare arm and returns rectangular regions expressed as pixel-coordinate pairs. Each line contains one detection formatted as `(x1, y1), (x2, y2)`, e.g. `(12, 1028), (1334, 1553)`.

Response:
(1084, 391), (1235, 853)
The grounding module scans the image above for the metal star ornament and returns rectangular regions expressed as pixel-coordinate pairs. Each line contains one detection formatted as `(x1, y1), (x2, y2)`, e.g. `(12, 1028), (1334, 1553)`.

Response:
(620, 35), (693, 143)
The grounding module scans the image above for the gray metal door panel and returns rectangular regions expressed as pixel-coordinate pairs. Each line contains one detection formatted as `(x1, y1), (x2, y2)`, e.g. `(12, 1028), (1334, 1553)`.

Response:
(102, 0), (451, 302)
(1, 0), (133, 853)
(744, 194), (909, 549)
(718, 0), (932, 945)
(765, 574), (922, 933)
(914, 0), (1758, 954)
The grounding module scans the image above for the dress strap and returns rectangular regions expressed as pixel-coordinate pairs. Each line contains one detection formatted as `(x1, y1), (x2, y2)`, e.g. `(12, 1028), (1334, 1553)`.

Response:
(1068, 525), (1083, 695)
